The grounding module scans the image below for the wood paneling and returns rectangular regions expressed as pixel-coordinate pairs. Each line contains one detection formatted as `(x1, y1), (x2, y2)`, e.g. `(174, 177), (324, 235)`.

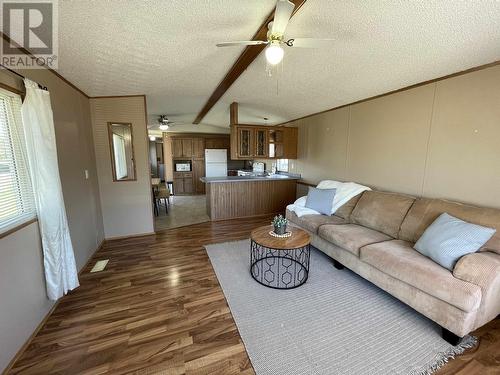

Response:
(192, 1), (308, 124)
(5, 217), (499, 374)
(206, 180), (296, 221)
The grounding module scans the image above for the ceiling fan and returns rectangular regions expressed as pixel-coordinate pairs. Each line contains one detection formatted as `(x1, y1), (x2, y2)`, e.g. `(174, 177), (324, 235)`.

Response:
(216, 0), (333, 65)
(156, 115), (178, 130)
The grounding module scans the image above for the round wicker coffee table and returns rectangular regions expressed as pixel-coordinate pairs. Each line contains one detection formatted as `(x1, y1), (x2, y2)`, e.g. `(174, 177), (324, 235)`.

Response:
(250, 225), (311, 289)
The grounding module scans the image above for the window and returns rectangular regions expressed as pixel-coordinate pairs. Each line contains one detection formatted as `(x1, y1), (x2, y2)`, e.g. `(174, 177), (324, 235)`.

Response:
(276, 159), (289, 172)
(0, 88), (35, 234)
(112, 133), (127, 179)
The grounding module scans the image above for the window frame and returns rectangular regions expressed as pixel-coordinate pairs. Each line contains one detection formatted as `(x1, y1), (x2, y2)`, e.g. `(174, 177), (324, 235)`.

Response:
(0, 87), (37, 237)
(276, 158), (289, 172)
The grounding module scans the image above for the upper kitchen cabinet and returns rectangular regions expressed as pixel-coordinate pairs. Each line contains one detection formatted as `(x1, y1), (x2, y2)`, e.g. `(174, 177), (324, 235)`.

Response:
(236, 127), (254, 158)
(255, 128), (268, 158)
(230, 125), (297, 160)
(172, 138), (193, 158)
(192, 138), (205, 159)
(205, 137), (230, 149)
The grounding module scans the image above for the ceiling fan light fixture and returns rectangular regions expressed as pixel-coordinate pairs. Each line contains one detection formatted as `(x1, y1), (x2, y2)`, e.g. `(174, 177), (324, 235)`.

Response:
(159, 124), (169, 131)
(265, 43), (284, 65)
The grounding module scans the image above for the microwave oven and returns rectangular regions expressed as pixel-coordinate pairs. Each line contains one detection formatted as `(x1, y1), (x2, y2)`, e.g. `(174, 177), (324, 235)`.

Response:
(175, 162), (191, 172)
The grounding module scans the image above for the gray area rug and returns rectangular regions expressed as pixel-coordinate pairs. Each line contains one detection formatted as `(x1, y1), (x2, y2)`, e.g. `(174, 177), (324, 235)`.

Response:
(205, 239), (477, 375)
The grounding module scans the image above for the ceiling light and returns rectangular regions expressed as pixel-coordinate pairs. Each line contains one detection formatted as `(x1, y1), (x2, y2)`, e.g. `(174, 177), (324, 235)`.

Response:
(159, 124), (169, 131)
(149, 135), (156, 141)
(265, 42), (284, 65)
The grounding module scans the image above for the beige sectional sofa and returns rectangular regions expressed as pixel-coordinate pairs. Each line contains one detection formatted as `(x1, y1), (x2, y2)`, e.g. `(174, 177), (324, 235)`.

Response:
(286, 190), (500, 344)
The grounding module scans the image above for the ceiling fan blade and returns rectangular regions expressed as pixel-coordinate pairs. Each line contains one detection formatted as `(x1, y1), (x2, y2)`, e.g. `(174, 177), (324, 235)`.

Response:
(216, 41), (268, 47)
(271, 0), (295, 36)
(286, 38), (335, 48)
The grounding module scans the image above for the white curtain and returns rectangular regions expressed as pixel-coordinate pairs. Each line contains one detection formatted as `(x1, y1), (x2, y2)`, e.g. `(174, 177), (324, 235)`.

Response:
(21, 79), (79, 300)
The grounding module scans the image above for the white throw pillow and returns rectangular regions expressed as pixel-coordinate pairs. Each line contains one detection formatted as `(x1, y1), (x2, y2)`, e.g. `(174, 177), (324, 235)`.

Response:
(294, 196), (307, 207)
(316, 180), (343, 190)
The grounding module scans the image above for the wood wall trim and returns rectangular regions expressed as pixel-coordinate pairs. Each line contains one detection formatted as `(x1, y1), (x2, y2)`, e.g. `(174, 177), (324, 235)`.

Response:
(89, 94), (147, 99)
(0, 218), (38, 240)
(104, 232), (156, 241)
(277, 59), (500, 126)
(165, 132), (230, 138)
(0, 82), (24, 96)
(192, 0), (307, 124)
(143, 94), (156, 233)
(0, 31), (90, 98)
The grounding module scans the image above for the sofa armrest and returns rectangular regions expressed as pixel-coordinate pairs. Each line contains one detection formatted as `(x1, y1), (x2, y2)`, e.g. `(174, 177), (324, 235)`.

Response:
(453, 251), (500, 328)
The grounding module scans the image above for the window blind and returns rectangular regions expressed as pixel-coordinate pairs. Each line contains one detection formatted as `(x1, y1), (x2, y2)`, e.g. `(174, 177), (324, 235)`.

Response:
(0, 88), (36, 234)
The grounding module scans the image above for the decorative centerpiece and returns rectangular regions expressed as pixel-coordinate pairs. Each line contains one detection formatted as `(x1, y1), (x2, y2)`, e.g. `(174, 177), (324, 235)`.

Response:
(272, 214), (288, 235)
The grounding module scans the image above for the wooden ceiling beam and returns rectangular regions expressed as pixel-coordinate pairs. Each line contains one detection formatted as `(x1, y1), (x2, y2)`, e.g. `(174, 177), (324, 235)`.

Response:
(230, 102), (238, 126)
(193, 0), (307, 124)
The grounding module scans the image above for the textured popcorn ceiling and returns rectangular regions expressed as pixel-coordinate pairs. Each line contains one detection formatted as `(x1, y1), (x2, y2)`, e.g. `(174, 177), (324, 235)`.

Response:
(58, 1), (500, 128)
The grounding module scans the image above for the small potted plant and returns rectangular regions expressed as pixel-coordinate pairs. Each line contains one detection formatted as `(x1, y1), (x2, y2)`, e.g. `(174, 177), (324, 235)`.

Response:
(272, 214), (288, 235)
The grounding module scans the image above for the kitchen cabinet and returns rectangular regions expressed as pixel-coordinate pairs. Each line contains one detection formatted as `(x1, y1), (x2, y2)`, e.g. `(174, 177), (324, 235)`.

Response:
(182, 139), (193, 157)
(192, 138), (205, 159)
(192, 159), (205, 194)
(173, 172), (193, 195)
(255, 128), (268, 157)
(167, 134), (230, 195)
(237, 127), (254, 158)
(172, 138), (193, 158)
(172, 139), (183, 158)
(205, 137), (230, 149)
(230, 125), (297, 159)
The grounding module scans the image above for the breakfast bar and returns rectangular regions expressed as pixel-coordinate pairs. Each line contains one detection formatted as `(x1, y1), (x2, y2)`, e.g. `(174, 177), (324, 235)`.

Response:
(200, 174), (300, 221)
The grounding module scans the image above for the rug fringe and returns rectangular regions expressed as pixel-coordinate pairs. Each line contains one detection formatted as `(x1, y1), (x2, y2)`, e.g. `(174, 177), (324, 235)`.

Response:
(410, 335), (478, 375)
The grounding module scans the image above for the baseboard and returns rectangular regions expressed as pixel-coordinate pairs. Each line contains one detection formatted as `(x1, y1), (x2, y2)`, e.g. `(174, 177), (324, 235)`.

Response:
(104, 231), (156, 241)
(1, 237), (105, 375)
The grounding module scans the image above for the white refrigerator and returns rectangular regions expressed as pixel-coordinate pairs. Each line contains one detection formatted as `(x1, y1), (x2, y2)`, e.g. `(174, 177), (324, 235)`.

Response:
(205, 149), (227, 177)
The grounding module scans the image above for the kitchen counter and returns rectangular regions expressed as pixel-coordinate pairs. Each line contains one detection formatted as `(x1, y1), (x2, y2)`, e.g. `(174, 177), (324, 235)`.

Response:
(203, 174), (298, 221)
(200, 174), (300, 183)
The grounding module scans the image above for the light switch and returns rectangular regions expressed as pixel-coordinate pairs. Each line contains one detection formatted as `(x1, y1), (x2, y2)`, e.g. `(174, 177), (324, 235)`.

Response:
(84, 169), (89, 180)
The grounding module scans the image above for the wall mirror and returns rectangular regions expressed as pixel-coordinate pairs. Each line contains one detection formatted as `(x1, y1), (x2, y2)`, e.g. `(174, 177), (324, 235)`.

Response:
(108, 122), (136, 181)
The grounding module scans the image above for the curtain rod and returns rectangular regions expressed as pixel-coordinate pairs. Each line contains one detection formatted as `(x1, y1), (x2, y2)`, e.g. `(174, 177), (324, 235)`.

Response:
(0, 64), (48, 91)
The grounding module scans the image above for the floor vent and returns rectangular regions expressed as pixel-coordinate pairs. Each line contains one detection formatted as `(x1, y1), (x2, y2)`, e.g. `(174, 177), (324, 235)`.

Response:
(90, 259), (109, 273)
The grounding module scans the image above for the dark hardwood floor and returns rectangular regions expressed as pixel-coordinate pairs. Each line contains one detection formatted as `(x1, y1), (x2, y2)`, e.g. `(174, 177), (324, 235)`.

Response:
(7, 216), (500, 374)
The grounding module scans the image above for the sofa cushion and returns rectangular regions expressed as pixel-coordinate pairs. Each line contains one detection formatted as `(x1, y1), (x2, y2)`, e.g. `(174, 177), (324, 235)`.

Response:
(318, 224), (392, 257)
(350, 191), (415, 238)
(286, 209), (346, 234)
(360, 240), (482, 312)
(399, 198), (500, 255)
(334, 193), (363, 221)
(414, 213), (496, 271)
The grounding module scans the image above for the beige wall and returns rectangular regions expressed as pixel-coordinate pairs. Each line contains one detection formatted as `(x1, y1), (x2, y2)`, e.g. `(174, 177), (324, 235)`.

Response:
(90, 96), (154, 238)
(290, 65), (500, 209)
(0, 69), (104, 372)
